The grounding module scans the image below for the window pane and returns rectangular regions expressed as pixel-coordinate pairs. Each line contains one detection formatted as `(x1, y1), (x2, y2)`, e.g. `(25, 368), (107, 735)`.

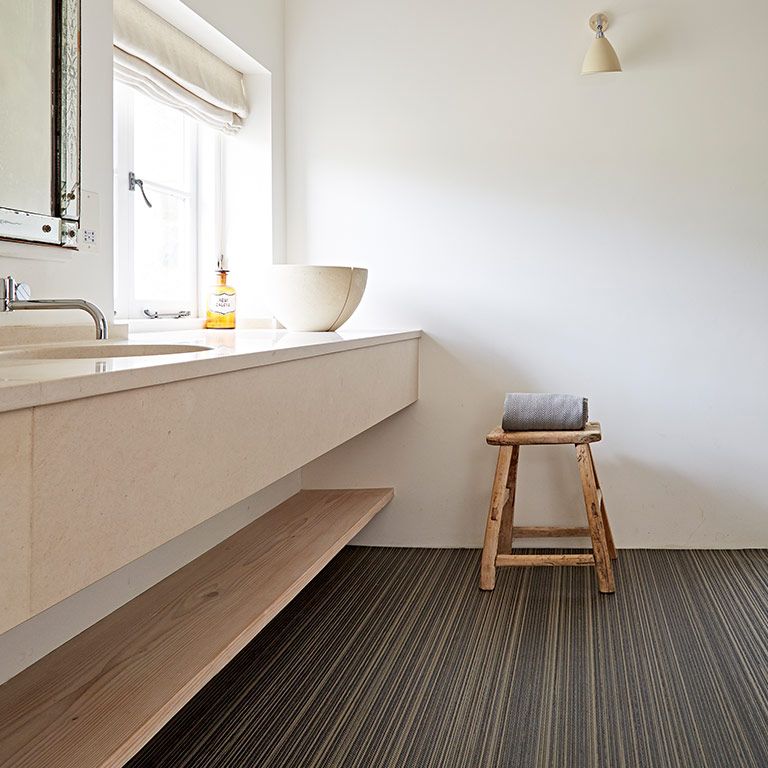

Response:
(133, 188), (195, 304)
(133, 93), (190, 191)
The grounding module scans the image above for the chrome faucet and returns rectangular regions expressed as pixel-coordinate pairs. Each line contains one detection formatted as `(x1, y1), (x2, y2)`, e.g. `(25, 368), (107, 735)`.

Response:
(1, 276), (109, 340)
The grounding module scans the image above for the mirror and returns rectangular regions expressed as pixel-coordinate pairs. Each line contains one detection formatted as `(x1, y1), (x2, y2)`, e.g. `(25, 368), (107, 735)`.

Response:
(1, 1), (53, 214)
(0, 0), (80, 248)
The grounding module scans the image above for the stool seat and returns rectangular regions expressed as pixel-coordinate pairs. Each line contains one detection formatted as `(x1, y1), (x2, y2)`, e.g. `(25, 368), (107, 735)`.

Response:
(486, 421), (601, 446)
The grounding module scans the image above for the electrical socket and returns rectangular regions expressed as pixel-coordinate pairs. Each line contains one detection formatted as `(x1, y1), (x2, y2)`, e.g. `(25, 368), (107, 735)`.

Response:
(78, 190), (100, 252)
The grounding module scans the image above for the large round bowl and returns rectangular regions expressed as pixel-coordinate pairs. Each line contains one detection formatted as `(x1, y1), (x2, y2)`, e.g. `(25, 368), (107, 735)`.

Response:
(269, 265), (368, 332)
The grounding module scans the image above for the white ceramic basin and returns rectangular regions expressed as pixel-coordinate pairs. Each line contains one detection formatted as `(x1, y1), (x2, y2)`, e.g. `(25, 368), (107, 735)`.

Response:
(0, 343), (213, 360)
(269, 265), (368, 332)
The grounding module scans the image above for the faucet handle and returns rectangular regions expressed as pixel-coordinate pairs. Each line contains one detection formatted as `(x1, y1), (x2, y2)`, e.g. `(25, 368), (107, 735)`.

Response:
(1, 276), (11, 307)
(14, 282), (31, 301)
(1, 277), (32, 307)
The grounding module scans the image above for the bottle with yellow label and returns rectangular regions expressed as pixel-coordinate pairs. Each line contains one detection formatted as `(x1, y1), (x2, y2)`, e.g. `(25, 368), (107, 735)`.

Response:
(205, 255), (236, 329)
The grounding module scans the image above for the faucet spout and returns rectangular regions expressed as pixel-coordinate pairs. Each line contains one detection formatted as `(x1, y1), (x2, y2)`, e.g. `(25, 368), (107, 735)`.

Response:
(1, 277), (109, 340)
(9, 299), (109, 340)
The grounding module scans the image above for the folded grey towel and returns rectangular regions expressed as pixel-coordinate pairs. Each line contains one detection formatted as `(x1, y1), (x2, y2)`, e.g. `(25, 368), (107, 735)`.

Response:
(502, 393), (588, 432)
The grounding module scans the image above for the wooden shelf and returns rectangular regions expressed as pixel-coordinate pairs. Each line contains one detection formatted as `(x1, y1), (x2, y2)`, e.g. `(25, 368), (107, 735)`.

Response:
(0, 488), (393, 768)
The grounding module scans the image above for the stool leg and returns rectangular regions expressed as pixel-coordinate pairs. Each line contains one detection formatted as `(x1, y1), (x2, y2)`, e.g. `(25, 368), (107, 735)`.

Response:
(587, 444), (617, 560)
(498, 445), (520, 555)
(480, 446), (514, 590)
(576, 444), (615, 594)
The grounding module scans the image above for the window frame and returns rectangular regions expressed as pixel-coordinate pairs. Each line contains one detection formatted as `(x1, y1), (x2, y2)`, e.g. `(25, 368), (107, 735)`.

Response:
(113, 83), (223, 320)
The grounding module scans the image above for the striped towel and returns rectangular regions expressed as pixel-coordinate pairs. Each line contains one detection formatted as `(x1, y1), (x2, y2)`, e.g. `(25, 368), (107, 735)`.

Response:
(502, 393), (588, 432)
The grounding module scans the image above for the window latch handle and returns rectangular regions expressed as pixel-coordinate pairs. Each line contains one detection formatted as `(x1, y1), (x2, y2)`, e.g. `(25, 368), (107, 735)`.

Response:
(143, 309), (192, 319)
(128, 172), (153, 208)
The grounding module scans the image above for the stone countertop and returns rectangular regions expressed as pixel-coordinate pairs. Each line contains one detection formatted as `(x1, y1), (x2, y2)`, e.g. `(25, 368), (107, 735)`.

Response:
(0, 328), (422, 413)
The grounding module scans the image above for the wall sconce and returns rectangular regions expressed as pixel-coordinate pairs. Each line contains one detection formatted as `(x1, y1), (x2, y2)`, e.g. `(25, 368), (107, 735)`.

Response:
(581, 13), (621, 75)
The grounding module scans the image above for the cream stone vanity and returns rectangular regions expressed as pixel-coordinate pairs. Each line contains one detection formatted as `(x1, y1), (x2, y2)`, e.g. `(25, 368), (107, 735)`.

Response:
(0, 328), (420, 635)
(0, 327), (419, 767)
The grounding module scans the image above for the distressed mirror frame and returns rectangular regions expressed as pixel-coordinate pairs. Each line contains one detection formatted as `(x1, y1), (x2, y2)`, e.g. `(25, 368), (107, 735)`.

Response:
(0, 0), (81, 249)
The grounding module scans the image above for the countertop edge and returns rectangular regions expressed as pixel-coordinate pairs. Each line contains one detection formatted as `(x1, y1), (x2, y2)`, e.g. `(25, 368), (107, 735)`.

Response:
(0, 330), (422, 414)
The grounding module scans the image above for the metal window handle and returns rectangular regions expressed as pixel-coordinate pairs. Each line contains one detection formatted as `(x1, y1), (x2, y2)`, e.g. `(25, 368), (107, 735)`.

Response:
(143, 309), (192, 319)
(128, 172), (153, 208)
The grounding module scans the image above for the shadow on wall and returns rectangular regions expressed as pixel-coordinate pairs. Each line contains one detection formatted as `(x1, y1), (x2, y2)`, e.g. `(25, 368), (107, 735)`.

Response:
(610, 5), (683, 69)
(303, 333), (767, 549)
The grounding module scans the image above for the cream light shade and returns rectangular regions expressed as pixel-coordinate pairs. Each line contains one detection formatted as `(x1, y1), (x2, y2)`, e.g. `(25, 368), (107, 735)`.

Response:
(581, 13), (622, 75)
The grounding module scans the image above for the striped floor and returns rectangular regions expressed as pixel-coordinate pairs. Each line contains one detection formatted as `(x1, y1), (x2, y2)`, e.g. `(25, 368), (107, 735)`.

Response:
(127, 548), (768, 768)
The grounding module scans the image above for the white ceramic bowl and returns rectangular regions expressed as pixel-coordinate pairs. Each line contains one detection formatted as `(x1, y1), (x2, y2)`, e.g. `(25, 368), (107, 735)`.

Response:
(269, 265), (368, 331)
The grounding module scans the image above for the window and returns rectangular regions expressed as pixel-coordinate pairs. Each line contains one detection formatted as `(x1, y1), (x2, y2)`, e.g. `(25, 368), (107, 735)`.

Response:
(113, 82), (222, 319)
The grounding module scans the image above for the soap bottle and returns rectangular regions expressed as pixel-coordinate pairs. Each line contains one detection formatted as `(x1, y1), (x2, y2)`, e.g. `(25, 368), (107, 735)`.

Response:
(205, 255), (236, 329)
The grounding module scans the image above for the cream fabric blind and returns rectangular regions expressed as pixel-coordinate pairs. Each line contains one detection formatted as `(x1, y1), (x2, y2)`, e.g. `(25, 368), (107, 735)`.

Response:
(113, 0), (248, 134)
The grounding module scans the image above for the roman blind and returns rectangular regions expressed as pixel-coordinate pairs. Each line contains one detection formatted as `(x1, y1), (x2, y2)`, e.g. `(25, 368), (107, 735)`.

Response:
(113, 0), (248, 134)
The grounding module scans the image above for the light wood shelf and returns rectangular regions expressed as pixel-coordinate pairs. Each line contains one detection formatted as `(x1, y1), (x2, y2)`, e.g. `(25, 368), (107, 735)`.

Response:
(0, 488), (393, 768)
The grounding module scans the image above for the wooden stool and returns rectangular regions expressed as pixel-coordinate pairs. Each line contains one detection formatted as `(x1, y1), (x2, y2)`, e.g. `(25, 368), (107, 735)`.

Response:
(480, 422), (617, 594)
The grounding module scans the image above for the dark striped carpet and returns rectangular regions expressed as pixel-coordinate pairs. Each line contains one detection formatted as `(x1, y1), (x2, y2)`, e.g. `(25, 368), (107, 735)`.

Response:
(127, 548), (768, 768)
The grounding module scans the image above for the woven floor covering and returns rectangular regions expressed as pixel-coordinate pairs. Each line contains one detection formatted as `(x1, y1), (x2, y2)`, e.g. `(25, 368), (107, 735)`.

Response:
(127, 548), (768, 768)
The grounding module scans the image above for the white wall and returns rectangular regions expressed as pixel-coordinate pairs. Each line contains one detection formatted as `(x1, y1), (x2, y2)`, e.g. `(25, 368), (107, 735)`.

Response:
(287, 0), (768, 547)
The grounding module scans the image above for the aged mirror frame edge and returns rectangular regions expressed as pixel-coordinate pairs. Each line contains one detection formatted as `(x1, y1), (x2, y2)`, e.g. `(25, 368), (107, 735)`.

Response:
(0, 0), (81, 250)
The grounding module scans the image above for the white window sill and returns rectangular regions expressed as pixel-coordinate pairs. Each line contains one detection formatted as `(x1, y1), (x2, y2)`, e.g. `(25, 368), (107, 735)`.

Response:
(119, 316), (276, 334)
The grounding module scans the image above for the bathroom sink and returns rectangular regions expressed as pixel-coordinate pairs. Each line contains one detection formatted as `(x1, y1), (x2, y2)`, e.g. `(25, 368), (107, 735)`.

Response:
(0, 343), (214, 360)
(269, 265), (368, 331)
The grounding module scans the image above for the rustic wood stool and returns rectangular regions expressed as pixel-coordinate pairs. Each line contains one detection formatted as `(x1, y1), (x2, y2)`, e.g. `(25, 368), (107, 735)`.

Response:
(480, 422), (617, 594)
